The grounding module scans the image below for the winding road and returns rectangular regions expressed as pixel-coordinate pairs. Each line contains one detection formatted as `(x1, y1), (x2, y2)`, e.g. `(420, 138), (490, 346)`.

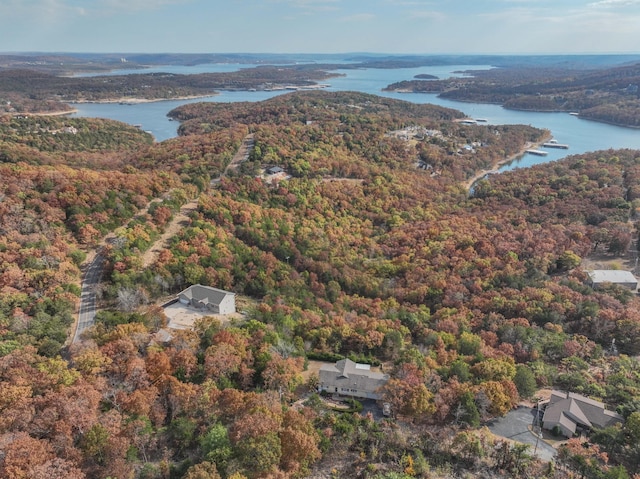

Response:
(73, 253), (103, 342)
(72, 133), (255, 343)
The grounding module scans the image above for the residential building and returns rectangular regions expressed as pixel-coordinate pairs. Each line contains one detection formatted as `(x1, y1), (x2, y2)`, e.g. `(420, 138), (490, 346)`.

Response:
(587, 270), (638, 290)
(177, 284), (236, 315)
(266, 166), (284, 175)
(318, 358), (389, 400)
(542, 390), (623, 438)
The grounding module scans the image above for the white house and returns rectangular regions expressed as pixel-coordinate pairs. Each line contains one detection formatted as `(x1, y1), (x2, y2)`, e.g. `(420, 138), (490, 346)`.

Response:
(587, 270), (638, 290)
(177, 284), (236, 315)
(318, 358), (389, 400)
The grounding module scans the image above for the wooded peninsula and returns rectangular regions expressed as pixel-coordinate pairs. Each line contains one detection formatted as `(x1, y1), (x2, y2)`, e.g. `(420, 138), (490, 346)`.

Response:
(385, 62), (640, 128)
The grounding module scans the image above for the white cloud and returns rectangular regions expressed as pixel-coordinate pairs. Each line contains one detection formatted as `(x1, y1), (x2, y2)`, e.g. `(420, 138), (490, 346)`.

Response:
(263, 0), (340, 15)
(382, 0), (437, 5)
(98, 0), (193, 13)
(267, 0), (340, 8)
(476, 6), (541, 21)
(339, 13), (375, 22)
(0, 0), (191, 21)
(410, 10), (446, 20)
(0, 0), (85, 24)
(589, 0), (640, 6)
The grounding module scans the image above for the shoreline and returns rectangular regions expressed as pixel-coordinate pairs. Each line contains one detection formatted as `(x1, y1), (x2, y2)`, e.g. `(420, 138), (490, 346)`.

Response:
(463, 131), (552, 191)
(67, 93), (220, 105)
(9, 109), (78, 117)
(6, 93), (219, 116)
(388, 88), (640, 130)
(576, 114), (640, 130)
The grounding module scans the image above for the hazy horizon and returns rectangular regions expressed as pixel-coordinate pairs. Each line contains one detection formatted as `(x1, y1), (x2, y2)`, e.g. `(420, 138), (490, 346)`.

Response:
(4, 51), (640, 57)
(4, 1), (640, 55)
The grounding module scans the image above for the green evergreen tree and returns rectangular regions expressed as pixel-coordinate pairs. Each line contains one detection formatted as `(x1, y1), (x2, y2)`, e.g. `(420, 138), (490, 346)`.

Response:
(514, 365), (537, 399)
(457, 390), (480, 427)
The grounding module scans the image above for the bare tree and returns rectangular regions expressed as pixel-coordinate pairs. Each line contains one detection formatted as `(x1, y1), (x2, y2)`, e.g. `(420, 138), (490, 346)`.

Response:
(117, 287), (146, 312)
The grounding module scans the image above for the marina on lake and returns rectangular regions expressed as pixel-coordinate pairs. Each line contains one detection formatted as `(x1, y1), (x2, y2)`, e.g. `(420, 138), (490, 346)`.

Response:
(70, 62), (640, 175)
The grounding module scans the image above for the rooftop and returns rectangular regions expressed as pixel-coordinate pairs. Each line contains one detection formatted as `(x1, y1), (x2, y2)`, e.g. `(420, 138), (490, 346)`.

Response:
(588, 270), (637, 284)
(180, 284), (235, 304)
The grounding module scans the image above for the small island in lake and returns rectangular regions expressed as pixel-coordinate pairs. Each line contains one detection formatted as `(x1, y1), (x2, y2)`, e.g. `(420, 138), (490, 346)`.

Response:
(384, 58), (640, 128)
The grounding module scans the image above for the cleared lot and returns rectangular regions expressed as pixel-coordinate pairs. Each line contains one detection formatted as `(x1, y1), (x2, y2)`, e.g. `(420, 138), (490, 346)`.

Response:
(163, 302), (240, 330)
(163, 302), (209, 329)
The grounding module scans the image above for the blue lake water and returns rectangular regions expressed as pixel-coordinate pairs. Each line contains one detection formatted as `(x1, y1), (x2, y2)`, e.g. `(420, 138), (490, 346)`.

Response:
(70, 63), (640, 172)
(73, 63), (257, 77)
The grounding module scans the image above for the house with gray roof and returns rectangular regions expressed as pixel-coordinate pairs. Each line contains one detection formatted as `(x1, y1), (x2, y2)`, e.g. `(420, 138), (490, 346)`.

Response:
(177, 284), (236, 315)
(542, 390), (623, 438)
(318, 358), (389, 400)
(266, 166), (284, 175)
(587, 270), (638, 290)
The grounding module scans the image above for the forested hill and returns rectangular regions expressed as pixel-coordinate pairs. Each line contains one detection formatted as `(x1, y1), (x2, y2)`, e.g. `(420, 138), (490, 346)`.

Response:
(385, 61), (640, 128)
(168, 91), (541, 183)
(169, 90), (465, 129)
(2, 91), (640, 478)
(0, 66), (338, 114)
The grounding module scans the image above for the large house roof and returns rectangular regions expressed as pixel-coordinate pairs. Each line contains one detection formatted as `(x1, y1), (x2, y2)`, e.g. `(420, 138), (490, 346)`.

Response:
(333, 359), (388, 380)
(544, 398), (592, 434)
(588, 270), (637, 284)
(320, 359), (389, 394)
(179, 284), (234, 306)
(266, 166), (284, 175)
(543, 390), (623, 436)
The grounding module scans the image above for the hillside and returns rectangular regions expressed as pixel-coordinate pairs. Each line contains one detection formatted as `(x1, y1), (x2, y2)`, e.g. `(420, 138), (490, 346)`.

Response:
(385, 62), (640, 128)
(1, 92), (640, 479)
(0, 67), (338, 114)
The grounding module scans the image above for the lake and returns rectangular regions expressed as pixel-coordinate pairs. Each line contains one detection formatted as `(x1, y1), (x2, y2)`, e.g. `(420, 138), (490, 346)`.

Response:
(70, 63), (640, 172)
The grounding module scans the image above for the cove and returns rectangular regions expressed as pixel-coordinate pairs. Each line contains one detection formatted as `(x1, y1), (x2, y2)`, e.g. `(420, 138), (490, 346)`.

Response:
(70, 63), (640, 173)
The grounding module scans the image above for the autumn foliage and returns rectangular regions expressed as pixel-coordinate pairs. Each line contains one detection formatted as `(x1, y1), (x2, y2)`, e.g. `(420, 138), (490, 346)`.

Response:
(2, 91), (640, 478)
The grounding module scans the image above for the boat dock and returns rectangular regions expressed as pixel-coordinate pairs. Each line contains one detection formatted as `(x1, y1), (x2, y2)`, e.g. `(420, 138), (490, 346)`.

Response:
(526, 149), (548, 156)
(542, 142), (569, 149)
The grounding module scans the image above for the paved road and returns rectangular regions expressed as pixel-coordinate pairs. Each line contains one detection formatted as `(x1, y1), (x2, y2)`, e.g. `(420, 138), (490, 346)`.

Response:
(487, 406), (556, 462)
(73, 253), (104, 342)
(211, 133), (254, 186)
(226, 133), (254, 174)
(72, 134), (255, 343)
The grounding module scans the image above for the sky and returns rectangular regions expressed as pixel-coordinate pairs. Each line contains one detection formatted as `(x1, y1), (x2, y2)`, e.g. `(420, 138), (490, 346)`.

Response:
(2, 0), (640, 54)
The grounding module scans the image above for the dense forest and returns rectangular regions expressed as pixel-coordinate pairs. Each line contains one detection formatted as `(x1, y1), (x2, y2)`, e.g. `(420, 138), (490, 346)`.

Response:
(0, 67), (337, 114)
(385, 62), (640, 128)
(1, 91), (640, 478)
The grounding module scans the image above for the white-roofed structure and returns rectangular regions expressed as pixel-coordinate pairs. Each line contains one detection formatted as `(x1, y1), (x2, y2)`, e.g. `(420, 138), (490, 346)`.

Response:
(319, 359), (389, 400)
(587, 270), (638, 290)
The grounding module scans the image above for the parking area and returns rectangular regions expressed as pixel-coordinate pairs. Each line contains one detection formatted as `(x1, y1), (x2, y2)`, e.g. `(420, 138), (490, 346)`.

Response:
(487, 406), (556, 461)
(162, 302), (241, 330)
(163, 302), (209, 330)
